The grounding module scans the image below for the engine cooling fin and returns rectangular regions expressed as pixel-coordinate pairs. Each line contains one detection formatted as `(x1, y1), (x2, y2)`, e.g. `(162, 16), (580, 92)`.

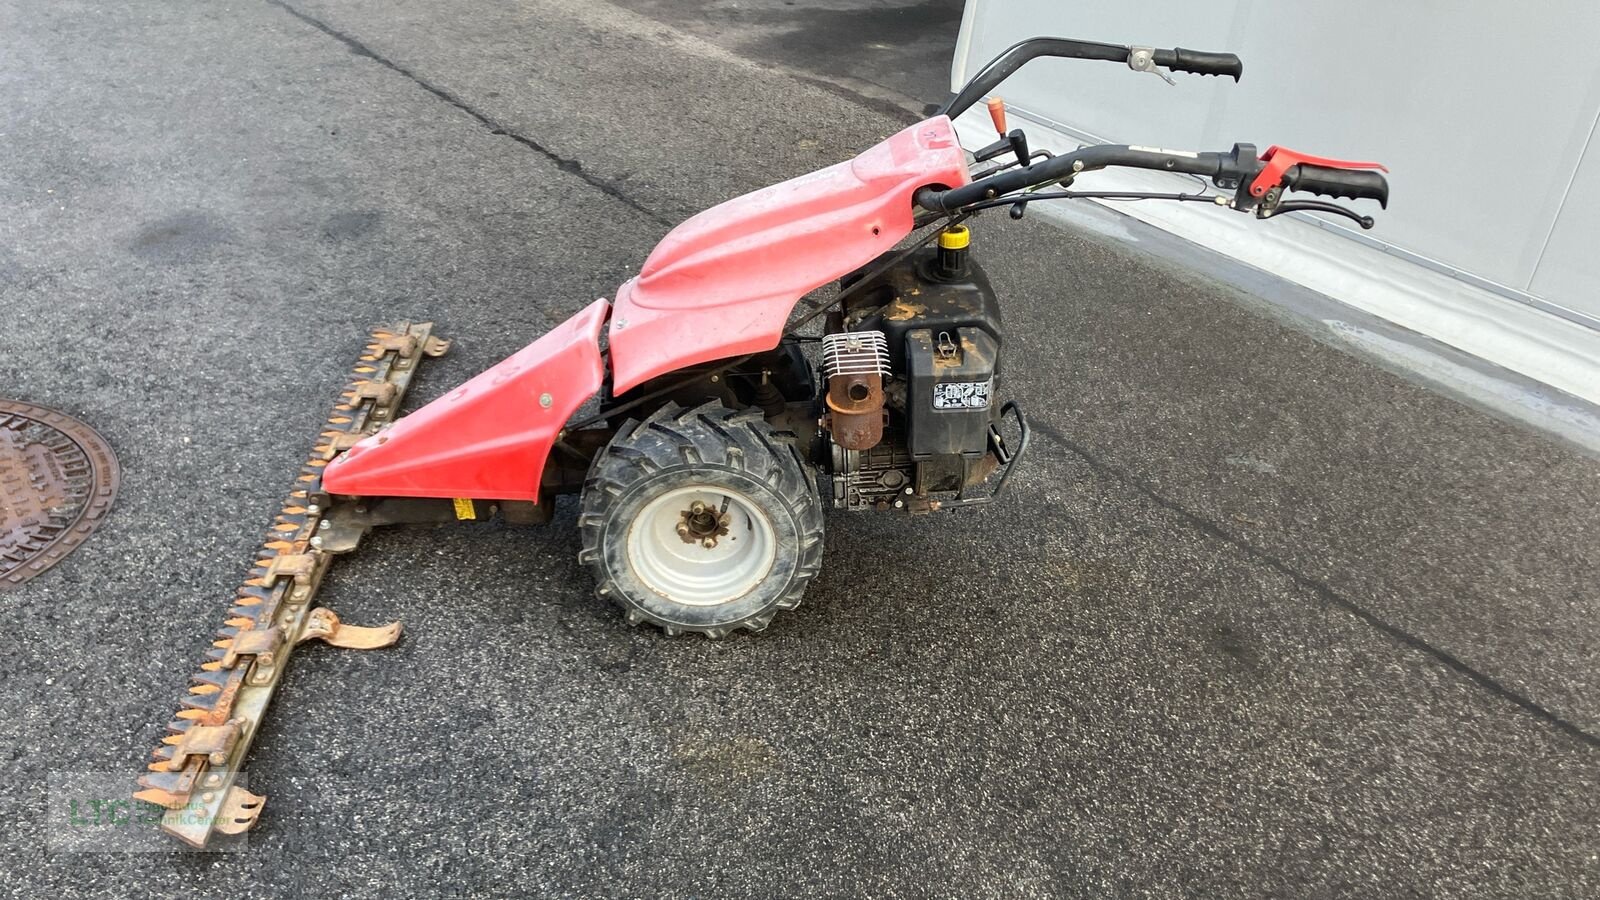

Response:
(133, 322), (448, 847)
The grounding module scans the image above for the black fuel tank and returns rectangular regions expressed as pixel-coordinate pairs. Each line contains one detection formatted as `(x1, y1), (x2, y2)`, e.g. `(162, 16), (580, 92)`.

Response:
(838, 247), (1003, 359)
(837, 247), (1003, 460)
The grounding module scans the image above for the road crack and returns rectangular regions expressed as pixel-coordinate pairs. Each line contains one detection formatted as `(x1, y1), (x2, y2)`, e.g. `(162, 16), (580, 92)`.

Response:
(1032, 421), (1600, 751)
(266, 0), (675, 229)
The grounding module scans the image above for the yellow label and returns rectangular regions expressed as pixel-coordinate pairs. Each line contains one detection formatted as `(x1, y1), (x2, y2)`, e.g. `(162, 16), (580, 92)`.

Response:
(452, 498), (476, 520)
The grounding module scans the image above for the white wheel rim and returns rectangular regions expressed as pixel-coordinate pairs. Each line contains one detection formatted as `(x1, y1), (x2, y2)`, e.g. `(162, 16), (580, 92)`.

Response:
(625, 485), (779, 606)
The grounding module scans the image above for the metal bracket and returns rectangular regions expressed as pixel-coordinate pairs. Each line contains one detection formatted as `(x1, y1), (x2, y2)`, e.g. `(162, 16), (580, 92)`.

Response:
(319, 432), (367, 458)
(263, 552), (316, 586)
(220, 626), (283, 669)
(1127, 47), (1175, 85)
(165, 718), (243, 771)
(349, 380), (398, 405)
(214, 786), (266, 836)
(298, 607), (403, 650)
(370, 333), (419, 356)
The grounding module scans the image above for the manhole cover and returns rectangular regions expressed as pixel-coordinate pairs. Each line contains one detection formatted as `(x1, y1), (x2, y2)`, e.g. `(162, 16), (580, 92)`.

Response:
(0, 400), (119, 589)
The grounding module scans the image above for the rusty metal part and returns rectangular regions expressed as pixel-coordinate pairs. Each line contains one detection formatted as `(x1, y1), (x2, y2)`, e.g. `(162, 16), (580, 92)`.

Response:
(220, 627), (283, 669)
(676, 498), (732, 549)
(0, 400), (119, 590)
(214, 786), (266, 836)
(133, 323), (445, 848)
(298, 607), (402, 650)
(825, 371), (886, 451)
(164, 719), (244, 771)
(263, 552), (316, 585)
(820, 331), (889, 452)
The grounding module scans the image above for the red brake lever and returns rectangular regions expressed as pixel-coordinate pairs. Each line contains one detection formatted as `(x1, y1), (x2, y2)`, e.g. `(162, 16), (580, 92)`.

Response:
(1248, 146), (1388, 199)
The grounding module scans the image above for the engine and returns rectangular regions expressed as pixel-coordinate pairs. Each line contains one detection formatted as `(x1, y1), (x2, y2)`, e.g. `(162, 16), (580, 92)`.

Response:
(820, 227), (1008, 511)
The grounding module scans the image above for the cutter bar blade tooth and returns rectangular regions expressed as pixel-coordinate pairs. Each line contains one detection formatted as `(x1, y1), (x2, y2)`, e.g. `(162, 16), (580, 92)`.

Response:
(134, 322), (445, 847)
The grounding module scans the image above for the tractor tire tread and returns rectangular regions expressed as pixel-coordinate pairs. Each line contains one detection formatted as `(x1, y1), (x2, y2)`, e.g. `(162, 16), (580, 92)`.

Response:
(578, 401), (824, 636)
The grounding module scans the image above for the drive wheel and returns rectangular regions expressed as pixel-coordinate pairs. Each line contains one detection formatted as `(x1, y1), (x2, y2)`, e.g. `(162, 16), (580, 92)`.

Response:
(579, 401), (824, 636)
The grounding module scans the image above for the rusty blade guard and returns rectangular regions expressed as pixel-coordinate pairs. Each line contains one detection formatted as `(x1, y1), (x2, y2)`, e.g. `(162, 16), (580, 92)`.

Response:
(134, 323), (448, 847)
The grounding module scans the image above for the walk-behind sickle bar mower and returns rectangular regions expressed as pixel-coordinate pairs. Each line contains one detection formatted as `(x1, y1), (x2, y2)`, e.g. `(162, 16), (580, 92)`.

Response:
(135, 37), (1390, 845)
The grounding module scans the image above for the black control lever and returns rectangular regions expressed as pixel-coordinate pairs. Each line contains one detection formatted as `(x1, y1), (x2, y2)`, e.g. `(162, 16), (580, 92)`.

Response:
(1006, 129), (1030, 167)
(1260, 199), (1376, 230)
(1005, 124), (1032, 218)
(971, 136), (1014, 163)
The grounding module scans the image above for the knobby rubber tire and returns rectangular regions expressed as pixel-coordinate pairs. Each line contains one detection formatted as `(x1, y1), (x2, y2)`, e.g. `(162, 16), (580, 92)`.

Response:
(578, 401), (824, 636)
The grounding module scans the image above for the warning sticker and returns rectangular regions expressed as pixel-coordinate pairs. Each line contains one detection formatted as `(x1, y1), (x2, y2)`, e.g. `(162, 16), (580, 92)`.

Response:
(932, 380), (992, 410)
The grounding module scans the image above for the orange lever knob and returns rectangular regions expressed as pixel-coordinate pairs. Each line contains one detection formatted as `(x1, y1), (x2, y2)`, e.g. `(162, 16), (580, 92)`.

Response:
(986, 97), (1008, 137)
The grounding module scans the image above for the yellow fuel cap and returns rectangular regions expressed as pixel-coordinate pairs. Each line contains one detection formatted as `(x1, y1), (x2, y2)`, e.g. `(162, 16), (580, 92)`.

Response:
(938, 224), (970, 250)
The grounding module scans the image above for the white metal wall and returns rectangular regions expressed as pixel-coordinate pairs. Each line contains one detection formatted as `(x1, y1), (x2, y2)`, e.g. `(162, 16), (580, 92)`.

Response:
(953, 1), (1600, 399)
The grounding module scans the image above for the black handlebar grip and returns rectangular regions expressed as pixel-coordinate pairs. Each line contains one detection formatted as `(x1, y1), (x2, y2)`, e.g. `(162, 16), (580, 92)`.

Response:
(1282, 164), (1389, 208)
(1155, 47), (1243, 81)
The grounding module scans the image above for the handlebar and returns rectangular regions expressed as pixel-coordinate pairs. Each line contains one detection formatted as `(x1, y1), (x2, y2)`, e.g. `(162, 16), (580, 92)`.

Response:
(1153, 47), (1244, 80)
(915, 144), (1247, 214)
(941, 37), (1243, 120)
(914, 142), (1390, 224)
(929, 36), (1384, 227)
(1281, 163), (1389, 208)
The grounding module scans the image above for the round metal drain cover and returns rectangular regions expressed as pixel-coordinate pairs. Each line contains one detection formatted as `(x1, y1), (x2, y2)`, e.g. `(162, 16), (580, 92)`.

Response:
(0, 400), (119, 589)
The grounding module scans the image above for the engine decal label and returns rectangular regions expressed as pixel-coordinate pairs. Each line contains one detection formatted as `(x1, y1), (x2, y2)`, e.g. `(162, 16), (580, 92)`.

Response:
(932, 380), (992, 410)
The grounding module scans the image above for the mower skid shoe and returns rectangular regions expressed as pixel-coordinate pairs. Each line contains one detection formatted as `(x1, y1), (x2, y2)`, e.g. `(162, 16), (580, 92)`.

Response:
(133, 322), (445, 848)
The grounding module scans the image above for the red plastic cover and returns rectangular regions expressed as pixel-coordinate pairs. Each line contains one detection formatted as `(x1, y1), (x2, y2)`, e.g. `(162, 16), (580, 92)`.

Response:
(608, 115), (970, 393)
(322, 299), (610, 502)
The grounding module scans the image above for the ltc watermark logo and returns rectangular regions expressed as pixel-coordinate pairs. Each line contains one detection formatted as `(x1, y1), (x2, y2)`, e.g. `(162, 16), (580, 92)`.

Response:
(46, 771), (249, 853)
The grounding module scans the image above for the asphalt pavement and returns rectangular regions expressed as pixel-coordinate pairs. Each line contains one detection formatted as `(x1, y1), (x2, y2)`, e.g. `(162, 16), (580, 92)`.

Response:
(2, 1), (1598, 897)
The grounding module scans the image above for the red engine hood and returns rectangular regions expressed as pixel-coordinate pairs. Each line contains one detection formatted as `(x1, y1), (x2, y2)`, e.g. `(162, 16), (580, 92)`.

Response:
(608, 115), (969, 393)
